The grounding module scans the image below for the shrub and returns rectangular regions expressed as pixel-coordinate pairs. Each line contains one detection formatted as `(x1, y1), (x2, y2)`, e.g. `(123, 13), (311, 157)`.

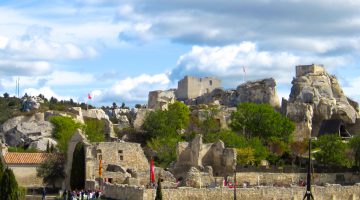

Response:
(50, 116), (83, 153)
(84, 118), (106, 142)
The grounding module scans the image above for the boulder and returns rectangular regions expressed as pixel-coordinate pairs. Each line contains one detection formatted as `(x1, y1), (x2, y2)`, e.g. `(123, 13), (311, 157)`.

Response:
(29, 138), (57, 151)
(148, 89), (176, 110)
(82, 109), (109, 120)
(236, 78), (280, 108)
(154, 167), (176, 183)
(106, 164), (127, 173)
(21, 96), (43, 111)
(182, 167), (214, 188)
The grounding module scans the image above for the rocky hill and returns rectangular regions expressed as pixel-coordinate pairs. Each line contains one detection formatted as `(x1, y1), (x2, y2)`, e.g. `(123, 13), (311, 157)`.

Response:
(282, 64), (359, 141)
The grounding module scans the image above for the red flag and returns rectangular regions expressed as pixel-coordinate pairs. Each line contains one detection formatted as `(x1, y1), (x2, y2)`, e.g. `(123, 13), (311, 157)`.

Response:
(150, 159), (155, 183)
(88, 93), (92, 100)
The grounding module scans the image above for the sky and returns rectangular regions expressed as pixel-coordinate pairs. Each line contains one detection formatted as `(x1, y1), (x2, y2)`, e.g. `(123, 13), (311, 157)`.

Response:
(1, 0), (360, 107)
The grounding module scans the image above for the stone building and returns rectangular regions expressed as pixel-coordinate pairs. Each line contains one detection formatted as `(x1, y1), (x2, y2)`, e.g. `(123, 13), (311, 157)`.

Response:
(64, 131), (150, 190)
(0, 142), (59, 188)
(175, 76), (221, 100)
(171, 135), (236, 179)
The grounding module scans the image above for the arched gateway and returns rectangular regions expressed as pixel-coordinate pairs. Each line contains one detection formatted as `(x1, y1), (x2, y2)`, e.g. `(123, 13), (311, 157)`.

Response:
(63, 129), (92, 190)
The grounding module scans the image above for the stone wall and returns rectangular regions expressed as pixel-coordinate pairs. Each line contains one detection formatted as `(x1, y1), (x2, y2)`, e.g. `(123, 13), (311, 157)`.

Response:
(8, 165), (44, 187)
(296, 64), (325, 77)
(176, 76), (221, 100)
(235, 172), (360, 186)
(103, 183), (360, 200)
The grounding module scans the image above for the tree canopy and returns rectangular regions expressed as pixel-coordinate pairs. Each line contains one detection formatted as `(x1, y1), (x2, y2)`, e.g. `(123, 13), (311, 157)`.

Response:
(313, 134), (351, 167)
(37, 155), (65, 188)
(0, 168), (19, 200)
(143, 101), (190, 138)
(230, 103), (295, 143)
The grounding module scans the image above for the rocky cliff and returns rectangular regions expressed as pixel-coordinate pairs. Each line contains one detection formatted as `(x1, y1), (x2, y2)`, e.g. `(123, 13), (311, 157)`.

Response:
(185, 78), (280, 108)
(282, 64), (359, 141)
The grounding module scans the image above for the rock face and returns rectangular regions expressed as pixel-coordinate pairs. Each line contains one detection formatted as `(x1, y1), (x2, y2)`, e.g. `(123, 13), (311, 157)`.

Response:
(0, 113), (55, 150)
(21, 96), (43, 111)
(236, 78), (280, 108)
(82, 109), (109, 120)
(181, 167), (215, 188)
(282, 64), (359, 141)
(185, 78), (280, 108)
(133, 109), (151, 130)
(148, 90), (176, 110)
(171, 135), (236, 179)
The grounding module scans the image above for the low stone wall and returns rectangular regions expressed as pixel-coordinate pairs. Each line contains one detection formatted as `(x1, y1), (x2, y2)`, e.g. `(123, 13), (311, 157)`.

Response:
(103, 184), (360, 200)
(235, 172), (360, 186)
(9, 165), (44, 187)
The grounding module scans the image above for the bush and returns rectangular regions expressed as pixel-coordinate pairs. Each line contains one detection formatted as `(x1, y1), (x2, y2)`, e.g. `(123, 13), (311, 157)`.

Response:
(147, 135), (182, 168)
(313, 134), (351, 167)
(230, 103), (295, 143)
(37, 155), (65, 189)
(50, 116), (83, 153)
(84, 118), (106, 142)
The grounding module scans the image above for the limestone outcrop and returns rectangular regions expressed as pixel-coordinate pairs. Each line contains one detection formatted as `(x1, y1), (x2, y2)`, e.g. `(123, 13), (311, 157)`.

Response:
(171, 135), (236, 179)
(236, 78), (280, 108)
(21, 96), (43, 111)
(282, 64), (359, 140)
(148, 89), (176, 110)
(0, 113), (55, 150)
(184, 78), (280, 108)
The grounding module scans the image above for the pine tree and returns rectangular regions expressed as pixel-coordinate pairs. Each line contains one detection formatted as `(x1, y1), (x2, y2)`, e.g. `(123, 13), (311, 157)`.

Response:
(0, 168), (19, 200)
(155, 177), (163, 200)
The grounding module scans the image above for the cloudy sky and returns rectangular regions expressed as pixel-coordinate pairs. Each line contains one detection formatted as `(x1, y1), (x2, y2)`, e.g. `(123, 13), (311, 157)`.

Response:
(1, 0), (360, 106)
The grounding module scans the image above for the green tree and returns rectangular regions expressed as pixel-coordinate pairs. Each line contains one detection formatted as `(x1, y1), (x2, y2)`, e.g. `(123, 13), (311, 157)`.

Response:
(313, 134), (350, 167)
(37, 155), (65, 189)
(50, 116), (83, 153)
(155, 177), (163, 200)
(236, 147), (255, 166)
(230, 103), (295, 143)
(147, 135), (182, 167)
(0, 168), (19, 200)
(143, 101), (190, 138)
(349, 135), (360, 168)
(3, 92), (9, 98)
(84, 118), (106, 142)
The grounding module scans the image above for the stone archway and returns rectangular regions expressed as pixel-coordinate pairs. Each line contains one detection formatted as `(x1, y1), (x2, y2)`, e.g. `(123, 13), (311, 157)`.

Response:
(63, 129), (90, 190)
(70, 142), (85, 190)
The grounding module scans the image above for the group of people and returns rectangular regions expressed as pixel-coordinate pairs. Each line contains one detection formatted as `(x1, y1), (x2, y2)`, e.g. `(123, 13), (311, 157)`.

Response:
(62, 189), (102, 200)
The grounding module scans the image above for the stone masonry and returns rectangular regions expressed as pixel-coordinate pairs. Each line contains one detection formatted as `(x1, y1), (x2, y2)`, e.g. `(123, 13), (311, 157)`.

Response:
(175, 76), (221, 100)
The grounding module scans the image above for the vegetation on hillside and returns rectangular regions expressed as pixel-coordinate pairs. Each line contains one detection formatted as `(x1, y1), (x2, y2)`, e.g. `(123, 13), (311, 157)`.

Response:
(84, 118), (106, 142)
(50, 116), (83, 153)
(143, 101), (190, 167)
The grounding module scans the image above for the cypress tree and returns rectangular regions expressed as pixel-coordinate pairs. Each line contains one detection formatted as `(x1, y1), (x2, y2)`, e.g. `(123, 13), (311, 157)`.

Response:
(155, 177), (163, 200)
(0, 158), (4, 189)
(0, 168), (19, 200)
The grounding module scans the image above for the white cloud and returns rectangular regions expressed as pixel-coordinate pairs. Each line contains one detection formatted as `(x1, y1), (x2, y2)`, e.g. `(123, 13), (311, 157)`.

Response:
(93, 73), (171, 104)
(171, 42), (349, 88)
(23, 86), (76, 101)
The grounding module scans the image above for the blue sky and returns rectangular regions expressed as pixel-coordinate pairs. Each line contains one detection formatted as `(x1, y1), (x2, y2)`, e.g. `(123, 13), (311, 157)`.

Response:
(1, 0), (360, 106)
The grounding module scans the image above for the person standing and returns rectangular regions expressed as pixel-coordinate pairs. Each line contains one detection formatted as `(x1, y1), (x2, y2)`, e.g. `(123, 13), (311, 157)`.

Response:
(41, 187), (46, 200)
